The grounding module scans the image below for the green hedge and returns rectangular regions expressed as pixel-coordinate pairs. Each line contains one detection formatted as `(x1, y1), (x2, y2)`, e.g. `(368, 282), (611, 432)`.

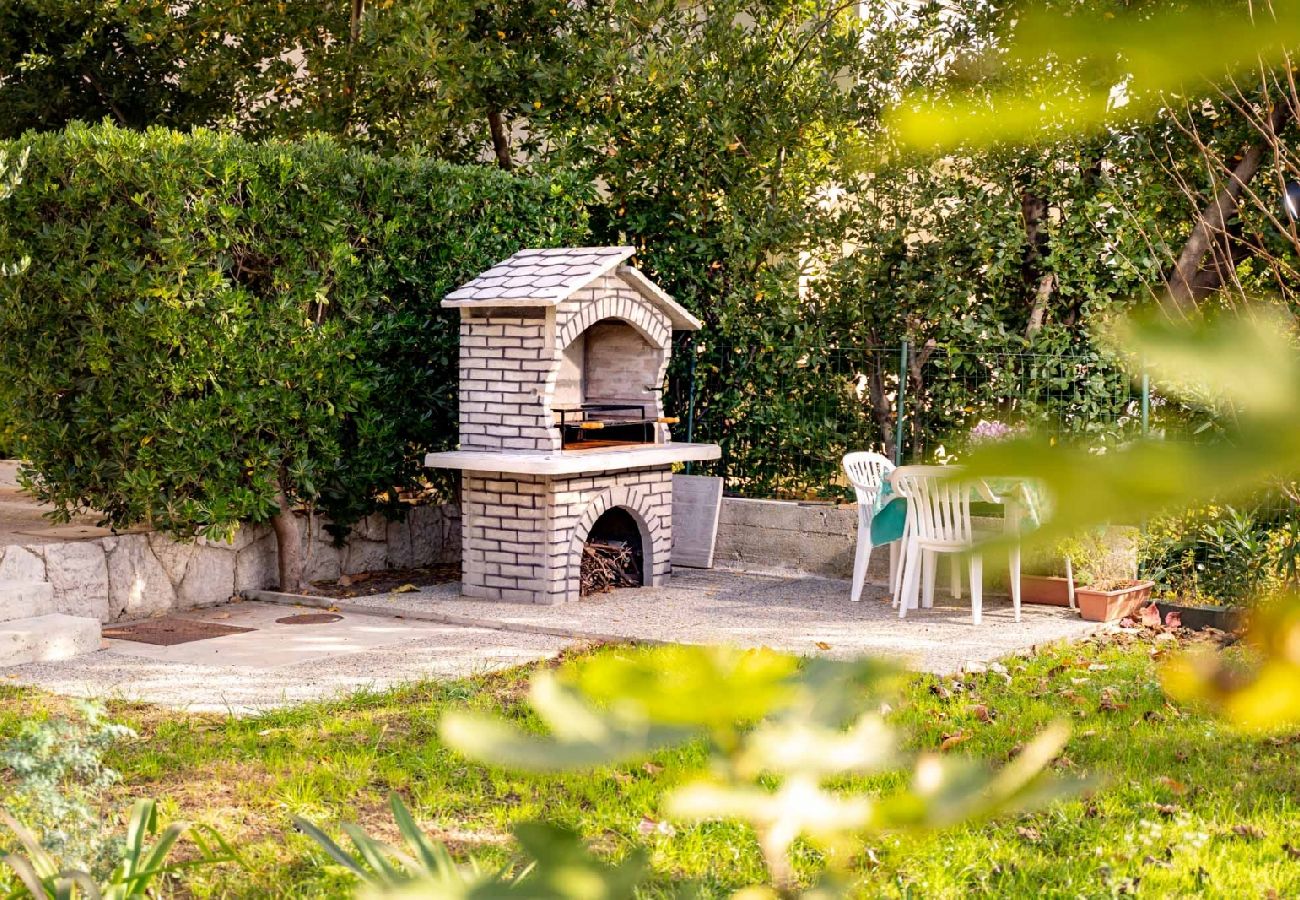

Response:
(0, 122), (588, 537)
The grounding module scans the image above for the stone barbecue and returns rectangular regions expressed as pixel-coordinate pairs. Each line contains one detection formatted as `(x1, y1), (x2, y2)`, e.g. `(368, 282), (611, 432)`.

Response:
(425, 247), (720, 604)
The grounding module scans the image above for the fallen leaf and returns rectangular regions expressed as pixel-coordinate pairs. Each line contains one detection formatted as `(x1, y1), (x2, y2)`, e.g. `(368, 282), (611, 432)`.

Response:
(971, 704), (994, 723)
(814, 641), (832, 651)
(637, 816), (675, 837)
(1015, 826), (1042, 843)
(1164, 610), (1183, 629)
(1154, 803), (1179, 816)
(1099, 689), (1128, 712)
(1157, 775), (1187, 795)
(1232, 824), (1265, 840)
(642, 761), (664, 776)
(391, 583), (419, 594)
(1282, 843), (1300, 859)
(1140, 604), (1162, 628)
(210, 612), (230, 619)
(611, 772), (633, 785)
(940, 731), (969, 752)
(930, 682), (952, 700)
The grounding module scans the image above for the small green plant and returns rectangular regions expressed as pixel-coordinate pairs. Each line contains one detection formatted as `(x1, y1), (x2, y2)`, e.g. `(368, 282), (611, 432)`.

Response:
(0, 703), (134, 874)
(0, 798), (233, 899)
(1025, 527), (1138, 592)
(295, 793), (645, 898)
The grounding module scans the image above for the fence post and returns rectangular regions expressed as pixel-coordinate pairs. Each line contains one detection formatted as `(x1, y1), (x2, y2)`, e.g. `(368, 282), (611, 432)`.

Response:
(1140, 357), (1150, 438)
(894, 341), (909, 465)
(685, 334), (698, 473)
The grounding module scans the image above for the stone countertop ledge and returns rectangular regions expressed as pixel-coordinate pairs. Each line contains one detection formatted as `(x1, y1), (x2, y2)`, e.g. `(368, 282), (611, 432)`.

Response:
(424, 442), (720, 476)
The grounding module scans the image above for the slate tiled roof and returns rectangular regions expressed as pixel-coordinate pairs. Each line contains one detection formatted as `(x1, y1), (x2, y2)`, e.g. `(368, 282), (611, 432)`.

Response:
(443, 246), (635, 304)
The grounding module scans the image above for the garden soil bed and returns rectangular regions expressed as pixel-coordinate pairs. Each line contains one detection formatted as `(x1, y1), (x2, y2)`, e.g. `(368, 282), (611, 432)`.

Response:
(305, 564), (460, 600)
(1153, 600), (1245, 632)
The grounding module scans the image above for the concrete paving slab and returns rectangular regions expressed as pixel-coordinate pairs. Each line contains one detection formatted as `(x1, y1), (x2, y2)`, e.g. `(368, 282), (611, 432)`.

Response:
(0, 602), (574, 714)
(330, 569), (1104, 675)
(103, 602), (460, 668)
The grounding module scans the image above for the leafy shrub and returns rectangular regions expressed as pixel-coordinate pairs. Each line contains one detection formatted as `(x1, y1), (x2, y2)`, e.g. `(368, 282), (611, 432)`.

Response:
(0, 122), (587, 586)
(1139, 501), (1298, 605)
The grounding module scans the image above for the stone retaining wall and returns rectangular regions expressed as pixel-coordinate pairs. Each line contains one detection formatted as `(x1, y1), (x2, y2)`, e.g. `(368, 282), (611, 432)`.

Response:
(0, 504), (460, 623)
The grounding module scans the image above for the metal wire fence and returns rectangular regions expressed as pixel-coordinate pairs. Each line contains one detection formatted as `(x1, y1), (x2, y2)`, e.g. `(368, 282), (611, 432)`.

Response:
(667, 341), (1147, 499)
(665, 339), (1300, 605)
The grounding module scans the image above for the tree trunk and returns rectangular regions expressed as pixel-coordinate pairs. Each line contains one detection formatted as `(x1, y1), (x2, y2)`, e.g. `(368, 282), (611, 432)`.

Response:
(1164, 100), (1294, 313)
(905, 339), (936, 462)
(1021, 189), (1054, 339)
(349, 0), (364, 43)
(487, 109), (514, 170)
(865, 352), (895, 458)
(1025, 273), (1057, 340)
(270, 488), (304, 593)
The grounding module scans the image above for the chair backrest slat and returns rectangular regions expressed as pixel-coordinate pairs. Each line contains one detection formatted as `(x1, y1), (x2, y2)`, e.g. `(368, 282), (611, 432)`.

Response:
(841, 451), (895, 511)
(890, 465), (975, 545)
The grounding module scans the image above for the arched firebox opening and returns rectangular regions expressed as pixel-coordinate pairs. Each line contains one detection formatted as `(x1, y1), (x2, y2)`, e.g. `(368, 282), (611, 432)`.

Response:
(580, 507), (645, 595)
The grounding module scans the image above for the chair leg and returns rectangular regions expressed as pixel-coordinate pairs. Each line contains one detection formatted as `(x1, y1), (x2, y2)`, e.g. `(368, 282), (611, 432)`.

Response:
(888, 541), (900, 605)
(950, 555), (962, 600)
(850, 518), (873, 603)
(898, 540), (921, 619)
(969, 553), (983, 625)
(1009, 541), (1022, 622)
(891, 524), (910, 607)
(922, 550), (937, 609)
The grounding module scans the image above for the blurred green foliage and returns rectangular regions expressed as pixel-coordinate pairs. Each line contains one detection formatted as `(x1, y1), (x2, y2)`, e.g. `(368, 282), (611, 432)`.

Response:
(440, 645), (1077, 895)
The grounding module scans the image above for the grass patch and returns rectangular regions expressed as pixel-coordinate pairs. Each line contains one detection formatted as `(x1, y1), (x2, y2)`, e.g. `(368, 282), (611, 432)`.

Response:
(0, 632), (1297, 897)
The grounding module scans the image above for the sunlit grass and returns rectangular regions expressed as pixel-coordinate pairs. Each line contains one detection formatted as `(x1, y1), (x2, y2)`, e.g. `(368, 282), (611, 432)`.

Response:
(0, 633), (1296, 897)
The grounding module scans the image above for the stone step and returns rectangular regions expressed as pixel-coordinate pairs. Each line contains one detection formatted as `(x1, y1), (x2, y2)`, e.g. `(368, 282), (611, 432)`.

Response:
(0, 580), (55, 623)
(0, 614), (102, 666)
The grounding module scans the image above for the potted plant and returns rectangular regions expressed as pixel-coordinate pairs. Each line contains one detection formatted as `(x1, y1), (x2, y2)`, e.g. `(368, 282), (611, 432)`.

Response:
(1021, 528), (1155, 621)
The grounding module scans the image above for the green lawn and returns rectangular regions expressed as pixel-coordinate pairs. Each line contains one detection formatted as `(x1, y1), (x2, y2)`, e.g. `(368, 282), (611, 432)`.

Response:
(1, 630), (1296, 898)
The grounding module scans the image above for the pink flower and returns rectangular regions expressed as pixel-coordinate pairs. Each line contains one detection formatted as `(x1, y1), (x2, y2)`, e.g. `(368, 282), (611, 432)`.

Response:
(968, 420), (1026, 445)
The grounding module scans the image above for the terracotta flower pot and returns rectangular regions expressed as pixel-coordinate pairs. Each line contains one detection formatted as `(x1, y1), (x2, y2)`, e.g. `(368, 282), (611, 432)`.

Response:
(1075, 580), (1155, 622)
(1020, 575), (1073, 607)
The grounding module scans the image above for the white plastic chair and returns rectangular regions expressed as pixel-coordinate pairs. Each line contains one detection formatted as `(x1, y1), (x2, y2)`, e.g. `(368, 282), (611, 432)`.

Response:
(842, 452), (902, 603)
(890, 465), (1022, 624)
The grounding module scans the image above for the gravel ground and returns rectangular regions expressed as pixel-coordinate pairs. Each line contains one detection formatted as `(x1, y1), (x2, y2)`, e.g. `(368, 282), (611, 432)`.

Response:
(331, 568), (1104, 675)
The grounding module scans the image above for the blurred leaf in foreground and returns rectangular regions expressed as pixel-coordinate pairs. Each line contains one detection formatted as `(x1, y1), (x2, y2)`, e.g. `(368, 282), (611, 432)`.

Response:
(890, 1), (1300, 150)
(441, 644), (1077, 892)
(963, 308), (1300, 548)
(1162, 595), (1300, 732)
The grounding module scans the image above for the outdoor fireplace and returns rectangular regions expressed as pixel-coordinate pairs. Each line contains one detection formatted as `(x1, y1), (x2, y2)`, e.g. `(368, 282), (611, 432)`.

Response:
(424, 246), (720, 604)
